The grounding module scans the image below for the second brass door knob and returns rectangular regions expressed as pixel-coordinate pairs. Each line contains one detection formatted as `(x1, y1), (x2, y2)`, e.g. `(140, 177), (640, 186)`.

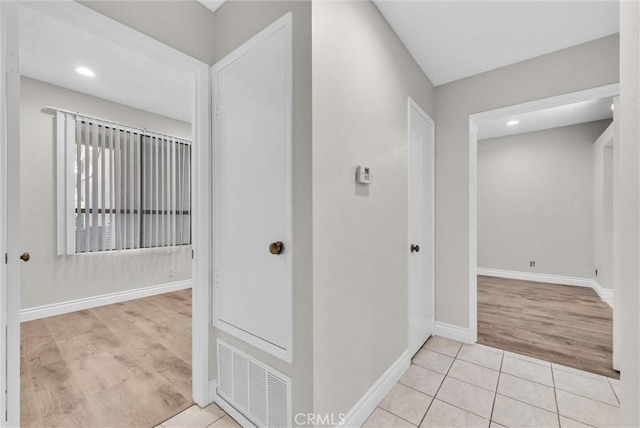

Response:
(410, 244), (420, 253)
(269, 241), (284, 255)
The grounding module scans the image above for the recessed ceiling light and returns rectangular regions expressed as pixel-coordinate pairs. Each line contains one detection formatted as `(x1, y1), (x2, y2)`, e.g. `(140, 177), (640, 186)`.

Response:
(507, 120), (519, 126)
(75, 66), (95, 77)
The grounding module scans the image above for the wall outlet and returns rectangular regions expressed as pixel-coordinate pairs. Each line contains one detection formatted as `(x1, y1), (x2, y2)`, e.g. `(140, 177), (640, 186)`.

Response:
(529, 261), (536, 267)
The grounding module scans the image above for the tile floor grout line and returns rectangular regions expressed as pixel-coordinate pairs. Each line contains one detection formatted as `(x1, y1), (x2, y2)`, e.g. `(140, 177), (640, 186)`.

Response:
(444, 372), (500, 394)
(499, 368), (556, 388)
(488, 349), (504, 424)
(378, 405), (422, 427)
(552, 386), (620, 408)
(493, 392), (558, 415)
(551, 357), (562, 428)
(416, 339), (463, 427)
(607, 377), (621, 405)
(396, 380), (438, 398)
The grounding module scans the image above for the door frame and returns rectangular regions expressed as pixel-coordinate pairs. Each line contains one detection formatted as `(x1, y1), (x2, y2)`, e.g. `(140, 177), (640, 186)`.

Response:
(407, 97), (436, 356)
(0, 2), (213, 425)
(468, 83), (621, 345)
(211, 12), (294, 364)
(1, 2), (20, 425)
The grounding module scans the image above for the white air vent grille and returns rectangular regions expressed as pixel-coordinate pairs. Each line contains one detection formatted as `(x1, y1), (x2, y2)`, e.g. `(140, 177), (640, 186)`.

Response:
(217, 340), (291, 428)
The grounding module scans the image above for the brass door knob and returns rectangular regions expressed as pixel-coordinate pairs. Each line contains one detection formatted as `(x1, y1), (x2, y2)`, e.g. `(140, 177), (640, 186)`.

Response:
(269, 241), (284, 255)
(410, 244), (420, 253)
(20, 252), (30, 262)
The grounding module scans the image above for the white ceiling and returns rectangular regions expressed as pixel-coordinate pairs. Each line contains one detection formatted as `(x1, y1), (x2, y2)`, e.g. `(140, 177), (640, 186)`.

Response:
(19, 4), (193, 123)
(477, 97), (614, 140)
(373, 1), (620, 86)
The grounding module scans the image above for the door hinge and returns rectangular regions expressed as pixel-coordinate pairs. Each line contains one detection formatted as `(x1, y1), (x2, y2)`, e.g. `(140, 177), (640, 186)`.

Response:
(214, 104), (219, 120)
(192, 249), (194, 259)
(215, 270), (220, 286)
(4, 253), (6, 264)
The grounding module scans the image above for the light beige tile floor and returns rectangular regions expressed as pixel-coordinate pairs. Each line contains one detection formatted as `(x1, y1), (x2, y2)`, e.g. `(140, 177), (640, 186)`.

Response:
(364, 336), (620, 428)
(156, 402), (241, 428)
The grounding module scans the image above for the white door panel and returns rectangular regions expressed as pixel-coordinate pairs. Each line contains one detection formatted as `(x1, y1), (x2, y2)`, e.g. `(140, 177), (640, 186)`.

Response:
(213, 14), (292, 361)
(408, 99), (435, 356)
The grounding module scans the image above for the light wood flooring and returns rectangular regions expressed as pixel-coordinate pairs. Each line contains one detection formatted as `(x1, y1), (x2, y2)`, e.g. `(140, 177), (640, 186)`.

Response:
(21, 289), (193, 427)
(478, 275), (618, 379)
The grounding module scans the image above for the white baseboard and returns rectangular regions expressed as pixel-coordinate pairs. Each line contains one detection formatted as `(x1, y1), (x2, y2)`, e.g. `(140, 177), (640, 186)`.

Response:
(477, 268), (614, 302)
(435, 322), (472, 344)
(20, 280), (192, 322)
(591, 280), (614, 301)
(209, 380), (255, 428)
(339, 349), (410, 428)
(477, 268), (594, 288)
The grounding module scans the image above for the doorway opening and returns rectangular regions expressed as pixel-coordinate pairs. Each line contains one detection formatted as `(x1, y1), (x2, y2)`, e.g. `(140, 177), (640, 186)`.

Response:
(2, 3), (211, 426)
(469, 84), (620, 378)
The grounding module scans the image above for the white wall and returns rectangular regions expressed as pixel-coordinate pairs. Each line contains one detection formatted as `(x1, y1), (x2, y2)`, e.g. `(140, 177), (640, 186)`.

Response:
(592, 123), (615, 290)
(618, 1), (640, 424)
(478, 120), (610, 279)
(435, 34), (619, 329)
(20, 76), (192, 309)
(312, 0), (436, 418)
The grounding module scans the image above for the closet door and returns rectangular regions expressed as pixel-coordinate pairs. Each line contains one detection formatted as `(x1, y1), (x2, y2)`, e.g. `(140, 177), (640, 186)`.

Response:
(212, 14), (292, 362)
(408, 98), (435, 356)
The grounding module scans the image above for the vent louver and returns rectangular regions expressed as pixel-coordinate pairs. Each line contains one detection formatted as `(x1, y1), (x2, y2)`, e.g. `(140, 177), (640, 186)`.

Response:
(217, 340), (291, 428)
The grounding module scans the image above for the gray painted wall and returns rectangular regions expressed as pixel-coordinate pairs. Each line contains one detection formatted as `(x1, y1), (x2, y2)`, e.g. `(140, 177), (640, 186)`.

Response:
(478, 120), (610, 280)
(435, 34), (619, 329)
(618, 1), (639, 424)
(20, 76), (192, 309)
(312, 0), (436, 418)
(80, 0), (218, 65)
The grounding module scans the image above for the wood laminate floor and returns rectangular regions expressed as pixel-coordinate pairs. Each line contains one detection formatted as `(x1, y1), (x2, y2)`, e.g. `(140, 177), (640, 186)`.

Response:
(21, 289), (193, 427)
(478, 275), (618, 379)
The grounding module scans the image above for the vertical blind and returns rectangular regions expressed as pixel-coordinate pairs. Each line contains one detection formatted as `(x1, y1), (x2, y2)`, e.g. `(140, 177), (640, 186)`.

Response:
(56, 110), (192, 255)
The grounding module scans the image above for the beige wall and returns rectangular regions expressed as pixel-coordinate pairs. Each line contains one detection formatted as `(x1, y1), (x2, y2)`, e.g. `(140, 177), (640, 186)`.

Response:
(312, 0), (435, 418)
(592, 123), (614, 291)
(435, 34), (619, 329)
(20, 76), (192, 309)
(618, 1), (639, 425)
(478, 121), (610, 279)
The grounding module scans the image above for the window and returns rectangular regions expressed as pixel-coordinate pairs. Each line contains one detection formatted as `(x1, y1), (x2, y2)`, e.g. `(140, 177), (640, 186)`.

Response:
(56, 110), (191, 254)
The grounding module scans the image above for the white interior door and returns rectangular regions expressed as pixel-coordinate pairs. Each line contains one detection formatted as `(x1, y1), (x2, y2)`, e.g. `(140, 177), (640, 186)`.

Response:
(212, 14), (293, 362)
(408, 98), (435, 356)
(1, 3), (21, 426)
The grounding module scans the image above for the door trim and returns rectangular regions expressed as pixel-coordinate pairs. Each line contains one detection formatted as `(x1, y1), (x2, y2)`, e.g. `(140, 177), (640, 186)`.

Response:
(407, 98), (436, 356)
(211, 13), (294, 363)
(1, 3), (21, 425)
(0, 3), (214, 422)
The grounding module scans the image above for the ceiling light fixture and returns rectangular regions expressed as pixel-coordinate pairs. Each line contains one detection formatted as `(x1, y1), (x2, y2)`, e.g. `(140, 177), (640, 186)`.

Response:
(75, 66), (95, 77)
(507, 120), (519, 126)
